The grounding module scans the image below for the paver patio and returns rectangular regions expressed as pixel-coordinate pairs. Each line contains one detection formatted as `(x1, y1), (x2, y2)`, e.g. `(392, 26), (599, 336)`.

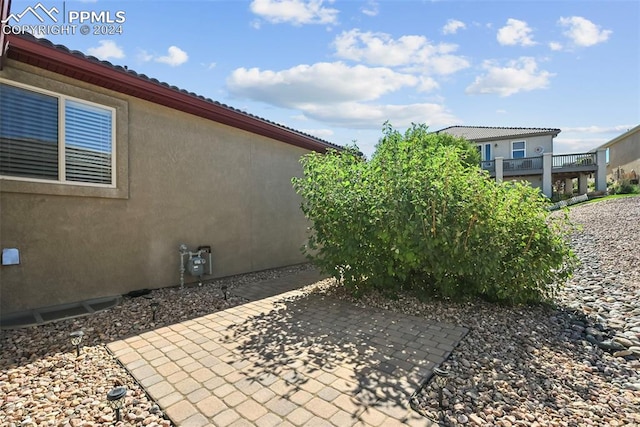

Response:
(107, 271), (468, 426)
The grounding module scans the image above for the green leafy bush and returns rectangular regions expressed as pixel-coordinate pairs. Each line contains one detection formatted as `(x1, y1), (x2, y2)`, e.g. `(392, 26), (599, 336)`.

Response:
(293, 124), (576, 304)
(609, 179), (640, 195)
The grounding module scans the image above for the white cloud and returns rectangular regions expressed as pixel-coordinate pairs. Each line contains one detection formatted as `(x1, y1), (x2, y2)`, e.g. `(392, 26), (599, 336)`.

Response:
(333, 29), (469, 75)
(227, 61), (417, 106)
(155, 46), (189, 66)
(417, 76), (439, 92)
(442, 19), (466, 35)
(554, 137), (608, 153)
(549, 41), (563, 51)
(558, 16), (612, 47)
(562, 125), (635, 134)
(497, 18), (536, 46)
(87, 40), (125, 60)
(250, 0), (338, 26)
(138, 46), (188, 66)
(426, 54), (470, 75)
(300, 102), (460, 129)
(226, 60), (460, 130)
(300, 128), (334, 138)
(31, 27), (47, 38)
(207, 62), (217, 70)
(361, 0), (379, 17)
(554, 125), (635, 153)
(137, 50), (153, 62)
(466, 57), (554, 97)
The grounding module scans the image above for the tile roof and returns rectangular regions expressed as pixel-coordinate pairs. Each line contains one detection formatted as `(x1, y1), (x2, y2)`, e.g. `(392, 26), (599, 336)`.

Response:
(3, 32), (343, 153)
(436, 126), (561, 142)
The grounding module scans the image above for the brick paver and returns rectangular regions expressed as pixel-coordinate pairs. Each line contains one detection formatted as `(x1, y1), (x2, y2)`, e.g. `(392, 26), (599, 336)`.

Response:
(107, 269), (467, 426)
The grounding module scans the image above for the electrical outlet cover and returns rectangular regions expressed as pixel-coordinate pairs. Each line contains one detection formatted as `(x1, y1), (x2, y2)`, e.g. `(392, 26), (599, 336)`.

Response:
(2, 248), (20, 265)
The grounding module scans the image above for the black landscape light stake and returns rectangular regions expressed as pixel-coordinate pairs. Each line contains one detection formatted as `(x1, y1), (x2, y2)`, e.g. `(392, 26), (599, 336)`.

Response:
(70, 330), (84, 357)
(107, 386), (127, 422)
(221, 284), (228, 301)
(150, 301), (159, 322)
(433, 367), (450, 409)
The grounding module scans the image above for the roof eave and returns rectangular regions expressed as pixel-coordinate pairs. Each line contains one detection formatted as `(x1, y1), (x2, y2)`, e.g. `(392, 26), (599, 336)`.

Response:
(5, 33), (334, 153)
(472, 130), (561, 142)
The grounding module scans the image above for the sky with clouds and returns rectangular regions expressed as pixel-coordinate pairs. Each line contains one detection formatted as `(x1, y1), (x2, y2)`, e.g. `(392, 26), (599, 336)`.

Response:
(6, 0), (639, 157)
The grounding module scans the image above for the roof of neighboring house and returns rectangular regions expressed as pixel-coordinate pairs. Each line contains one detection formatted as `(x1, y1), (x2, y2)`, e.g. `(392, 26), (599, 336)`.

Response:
(596, 124), (640, 149)
(2, 32), (342, 153)
(436, 126), (561, 142)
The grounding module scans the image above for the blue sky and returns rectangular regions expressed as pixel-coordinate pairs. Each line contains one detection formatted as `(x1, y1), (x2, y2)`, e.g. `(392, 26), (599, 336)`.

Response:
(5, 0), (639, 157)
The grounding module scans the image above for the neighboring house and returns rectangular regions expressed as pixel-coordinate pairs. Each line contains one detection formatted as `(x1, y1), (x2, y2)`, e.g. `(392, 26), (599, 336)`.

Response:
(596, 125), (640, 184)
(0, 32), (340, 316)
(436, 126), (607, 197)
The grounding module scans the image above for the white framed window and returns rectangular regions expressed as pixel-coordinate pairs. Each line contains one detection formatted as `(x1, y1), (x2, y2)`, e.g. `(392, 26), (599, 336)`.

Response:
(0, 80), (115, 186)
(511, 141), (526, 159)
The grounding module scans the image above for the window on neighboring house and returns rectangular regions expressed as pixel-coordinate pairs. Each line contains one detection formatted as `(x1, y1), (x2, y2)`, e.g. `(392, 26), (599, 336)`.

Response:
(0, 82), (115, 186)
(512, 141), (526, 159)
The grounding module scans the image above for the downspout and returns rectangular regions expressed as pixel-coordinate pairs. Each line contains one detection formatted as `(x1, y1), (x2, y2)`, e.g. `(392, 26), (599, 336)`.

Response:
(0, 0), (11, 70)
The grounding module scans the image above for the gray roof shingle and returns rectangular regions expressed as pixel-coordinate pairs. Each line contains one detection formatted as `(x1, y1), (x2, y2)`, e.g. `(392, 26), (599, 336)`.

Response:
(436, 126), (561, 142)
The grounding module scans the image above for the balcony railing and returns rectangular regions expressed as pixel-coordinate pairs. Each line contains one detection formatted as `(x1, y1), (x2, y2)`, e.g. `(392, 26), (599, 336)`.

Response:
(552, 153), (596, 169)
(504, 156), (543, 171)
(480, 160), (495, 172)
(480, 156), (542, 174)
(477, 150), (605, 196)
(480, 152), (599, 175)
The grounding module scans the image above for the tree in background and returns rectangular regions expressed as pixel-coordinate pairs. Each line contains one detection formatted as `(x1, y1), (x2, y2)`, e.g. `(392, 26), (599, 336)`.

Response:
(293, 123), (576, 304)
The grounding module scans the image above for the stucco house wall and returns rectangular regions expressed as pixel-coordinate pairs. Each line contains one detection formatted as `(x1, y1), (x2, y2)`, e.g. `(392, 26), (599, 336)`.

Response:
(503, 175), (543, 190)
(601, 125), (640, 181)
(480, 134), (553, 160)
(0, 56), (325, 314)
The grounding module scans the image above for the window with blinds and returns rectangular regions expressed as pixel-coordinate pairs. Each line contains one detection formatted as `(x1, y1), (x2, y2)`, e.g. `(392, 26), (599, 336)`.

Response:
(0, 82), (114, 186)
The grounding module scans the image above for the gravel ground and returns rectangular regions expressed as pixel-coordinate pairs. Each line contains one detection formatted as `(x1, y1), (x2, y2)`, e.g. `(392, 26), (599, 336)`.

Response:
(327, 196), (640, 426)
(0, 264), (313, 426)
(2, 197), (640, 426)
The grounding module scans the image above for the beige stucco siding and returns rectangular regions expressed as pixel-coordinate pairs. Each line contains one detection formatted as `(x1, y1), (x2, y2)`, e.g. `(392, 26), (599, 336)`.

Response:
(605, 129), (640, 180)
(503, 175), (543, 190)
(0, 62), (311, 314)
(482, 135), (553, 159)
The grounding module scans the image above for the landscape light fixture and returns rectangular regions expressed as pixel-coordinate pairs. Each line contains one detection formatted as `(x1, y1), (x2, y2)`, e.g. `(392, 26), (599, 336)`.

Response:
(150, 301), (159, 322)
(107, 386), (127, 422)
(221, 284), (228, 300)
(70, 330), (84, 357)
(432, 367), (450, 408)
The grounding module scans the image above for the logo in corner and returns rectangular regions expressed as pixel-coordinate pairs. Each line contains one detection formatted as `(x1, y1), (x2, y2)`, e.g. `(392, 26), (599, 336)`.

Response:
(2, 2), (59, 24)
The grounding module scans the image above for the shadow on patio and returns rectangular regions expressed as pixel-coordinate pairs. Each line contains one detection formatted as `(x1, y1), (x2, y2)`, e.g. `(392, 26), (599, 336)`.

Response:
(221, 291), (468, 423)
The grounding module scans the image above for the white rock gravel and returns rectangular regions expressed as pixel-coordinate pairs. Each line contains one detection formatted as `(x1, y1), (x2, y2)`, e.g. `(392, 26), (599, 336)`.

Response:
(2, 197), (640, 427)
(0, 265), (312, 426)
